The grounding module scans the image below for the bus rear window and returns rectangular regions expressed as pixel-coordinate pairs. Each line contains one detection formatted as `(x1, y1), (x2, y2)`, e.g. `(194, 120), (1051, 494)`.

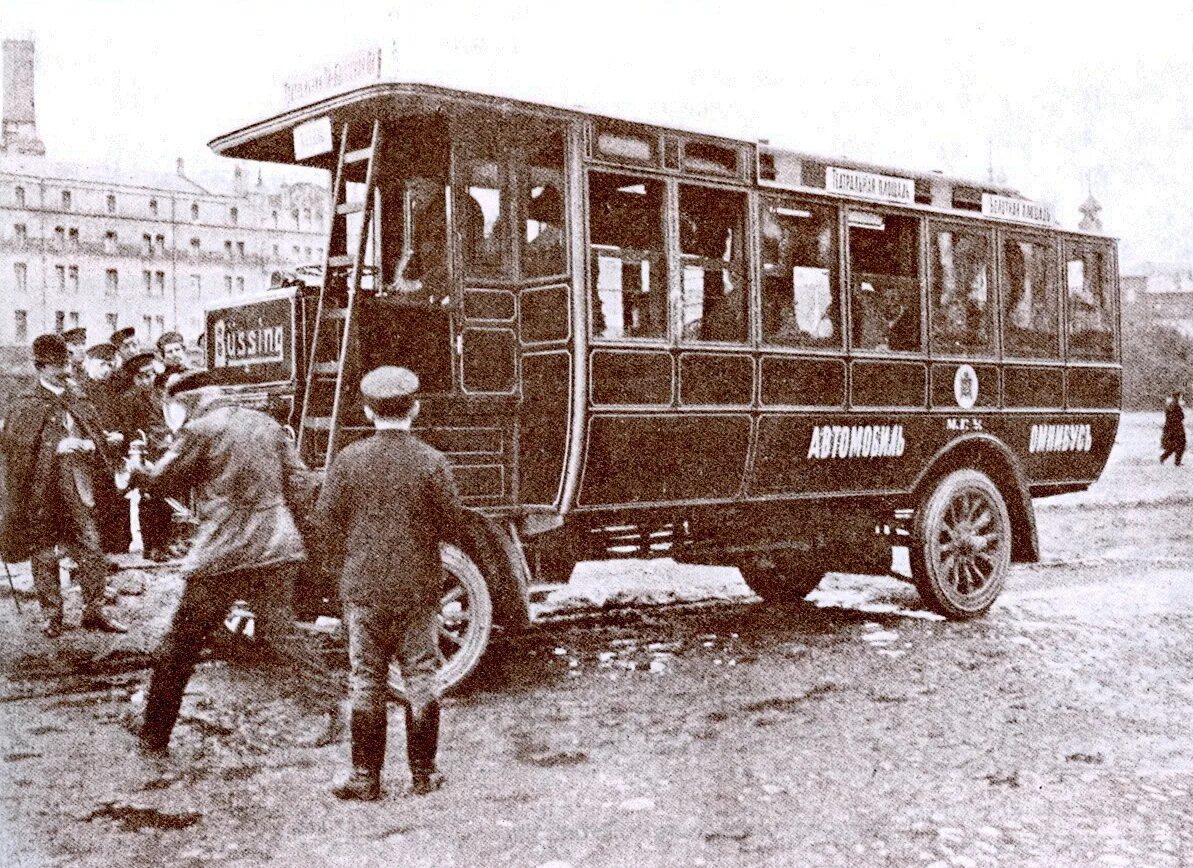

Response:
(1002, 236), (1059, 359)
(1066, 243), (1115, 360)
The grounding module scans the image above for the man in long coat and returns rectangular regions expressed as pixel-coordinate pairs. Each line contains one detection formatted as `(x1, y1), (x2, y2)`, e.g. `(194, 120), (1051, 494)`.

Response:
(80, 343), (130, 555)
(312, 366), (472, 801)
(130, 371), (340, 755)
(0, 334), (128, 637)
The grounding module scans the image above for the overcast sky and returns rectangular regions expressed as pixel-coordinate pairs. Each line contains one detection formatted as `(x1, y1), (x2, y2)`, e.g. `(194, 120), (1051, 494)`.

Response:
(6, 0), (1191, 268)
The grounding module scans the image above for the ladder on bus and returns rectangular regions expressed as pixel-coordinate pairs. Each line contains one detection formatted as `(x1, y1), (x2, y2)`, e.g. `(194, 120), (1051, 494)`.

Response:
(296, 118), (382, 469)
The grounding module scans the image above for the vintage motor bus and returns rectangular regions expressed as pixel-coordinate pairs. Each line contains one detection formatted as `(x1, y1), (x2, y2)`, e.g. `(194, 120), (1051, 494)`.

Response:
(205, 80), (1120, 694)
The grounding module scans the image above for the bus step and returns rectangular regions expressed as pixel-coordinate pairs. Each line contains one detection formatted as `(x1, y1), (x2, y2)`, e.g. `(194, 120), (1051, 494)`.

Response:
(528, 583), (567, 603)
(336, 201), (365, 215)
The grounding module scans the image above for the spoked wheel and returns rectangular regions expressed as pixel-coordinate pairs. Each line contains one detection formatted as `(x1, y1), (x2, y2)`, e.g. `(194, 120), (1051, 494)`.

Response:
(739, 551), (826, 604)
(387, 543), (493, 701)
(910, 469), (1011, 619)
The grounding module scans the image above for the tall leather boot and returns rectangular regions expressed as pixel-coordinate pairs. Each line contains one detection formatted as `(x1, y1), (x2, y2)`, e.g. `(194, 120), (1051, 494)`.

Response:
(331, 708), (387, 801)
(406, 701), (444, 796)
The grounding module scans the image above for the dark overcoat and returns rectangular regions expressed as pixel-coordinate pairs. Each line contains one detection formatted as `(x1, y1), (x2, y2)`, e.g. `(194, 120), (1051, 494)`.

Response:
(1162, 400), (1186, 453)
(311, 430), (470, 611)
(0, 384), (114, 562)
(142, 402), (311, 580)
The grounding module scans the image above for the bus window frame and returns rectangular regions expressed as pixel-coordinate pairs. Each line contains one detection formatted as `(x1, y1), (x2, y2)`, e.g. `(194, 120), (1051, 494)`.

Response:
(517, 133), (571, 282)
(585, 167), (673, 346)
(996, 228), (1063, 363)
(453, 143), (518, 284)
(676, 178), (753, 348)
(926, 219), (999, 361)
(1062, 235), (1118, 364)
(756, 192), (844, 354)
(844, 206), (928, 358)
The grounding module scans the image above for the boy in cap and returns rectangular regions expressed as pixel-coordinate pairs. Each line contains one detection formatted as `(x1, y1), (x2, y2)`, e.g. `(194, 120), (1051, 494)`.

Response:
(0, 334), (127, 636)
(130, 371), (341, 755)
(119, 350), (173, 561)
(313, 366), (471, 801)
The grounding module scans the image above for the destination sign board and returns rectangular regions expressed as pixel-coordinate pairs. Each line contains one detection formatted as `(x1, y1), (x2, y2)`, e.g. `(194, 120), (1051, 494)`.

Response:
(281, 46), (387, 110)
(826, 166), (914, 206)
(981, 193), (1054, 226)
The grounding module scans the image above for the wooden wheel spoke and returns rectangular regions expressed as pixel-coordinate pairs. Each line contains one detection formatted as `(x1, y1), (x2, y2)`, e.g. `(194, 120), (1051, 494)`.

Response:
(438, 624), (464, 648)
(440, 586), (465, 607)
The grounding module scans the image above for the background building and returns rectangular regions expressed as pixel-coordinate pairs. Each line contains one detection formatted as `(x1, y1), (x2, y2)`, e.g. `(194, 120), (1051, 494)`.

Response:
(0, 37), (328, 349)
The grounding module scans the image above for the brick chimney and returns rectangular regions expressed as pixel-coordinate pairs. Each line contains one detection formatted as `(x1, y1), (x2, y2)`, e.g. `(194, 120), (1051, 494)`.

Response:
(2, 38), (46, 156)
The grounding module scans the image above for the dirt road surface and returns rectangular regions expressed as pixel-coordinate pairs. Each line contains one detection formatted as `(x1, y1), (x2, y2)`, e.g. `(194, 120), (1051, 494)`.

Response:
(2, 412), (1191, 867)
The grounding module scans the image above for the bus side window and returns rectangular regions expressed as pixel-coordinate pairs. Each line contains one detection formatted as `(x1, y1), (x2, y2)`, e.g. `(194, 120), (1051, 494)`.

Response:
(522, 131), (567, 278)
(1001, 236), (1059, 359)
(1065, 243), (1115, 360)
(760, 197), (840, 348)
(588, 172), (668, 340)
(849, 211), (922, 352)
(930, 227), (994, 356)
(678, 184), (748, 344)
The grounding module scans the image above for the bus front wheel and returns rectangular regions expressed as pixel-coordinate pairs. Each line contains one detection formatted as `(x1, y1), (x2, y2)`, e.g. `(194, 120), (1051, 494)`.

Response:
(739, 552), (825, 604)
(910, 469), (1011, 619)
(387, 543), (494, 701)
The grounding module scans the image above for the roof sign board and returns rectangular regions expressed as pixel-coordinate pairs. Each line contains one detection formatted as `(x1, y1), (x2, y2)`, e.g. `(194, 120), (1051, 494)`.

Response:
(281, 46), (387, 111)
(981, 193), (1054, 226)
(826, 166), (914, 206)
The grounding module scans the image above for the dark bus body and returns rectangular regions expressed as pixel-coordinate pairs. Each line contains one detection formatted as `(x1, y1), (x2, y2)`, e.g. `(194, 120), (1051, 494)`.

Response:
(206, 82), (1120, 692)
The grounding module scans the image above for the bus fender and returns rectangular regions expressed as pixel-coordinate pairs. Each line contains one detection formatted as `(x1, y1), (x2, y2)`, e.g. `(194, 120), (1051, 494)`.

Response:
(459, 510), (532, 631)
(909, 433), (1039, 564)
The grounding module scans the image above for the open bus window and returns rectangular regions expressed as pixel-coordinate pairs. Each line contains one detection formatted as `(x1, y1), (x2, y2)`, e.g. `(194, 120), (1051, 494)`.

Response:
(930, 227), (994, 356)
(760, 196), (839, 348)
(849, 211), (922, 352)
(1065, 243), (1115, 360)
(1001, 236), (1059, 358)
(679, 184), (747, 343)
(522, 132), (567, 278)
(588, 171), (668, 340)
(459, 157), (511, 279)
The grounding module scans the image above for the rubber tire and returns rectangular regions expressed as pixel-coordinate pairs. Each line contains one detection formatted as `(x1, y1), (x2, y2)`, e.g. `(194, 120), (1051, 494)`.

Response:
(740, 553), (825, 604)
(387, 543), (494, 701)
(910, 469), (1011, 619)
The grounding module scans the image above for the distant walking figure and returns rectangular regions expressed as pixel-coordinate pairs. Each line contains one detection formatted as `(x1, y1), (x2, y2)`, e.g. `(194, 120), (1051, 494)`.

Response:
(1161, 391), (1186, 465)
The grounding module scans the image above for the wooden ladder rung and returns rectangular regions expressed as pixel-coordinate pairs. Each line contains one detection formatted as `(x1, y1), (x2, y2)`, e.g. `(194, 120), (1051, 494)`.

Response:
(303, 416), (334, 431)
(344, 147), (373, 165)
(326, 254), (353, 268)
(311, 361), (339, 376)
(336, 201), (365, 215)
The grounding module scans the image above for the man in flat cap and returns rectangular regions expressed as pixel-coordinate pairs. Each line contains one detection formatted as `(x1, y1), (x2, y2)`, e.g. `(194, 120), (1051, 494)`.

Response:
(62, 327), (87, 381)
(0, 334), (127, 636)
(313, 366), (471, 801)
(156, 331), (191, 375)
(107, 327), (140, 396)
(129, 371), (341, 755)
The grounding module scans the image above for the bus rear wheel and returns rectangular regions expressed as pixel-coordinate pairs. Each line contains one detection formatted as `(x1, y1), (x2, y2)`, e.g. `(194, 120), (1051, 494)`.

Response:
(387, 543), (494, 701)
(910, 469), (1011, 619)
(739, 552), (825, 604)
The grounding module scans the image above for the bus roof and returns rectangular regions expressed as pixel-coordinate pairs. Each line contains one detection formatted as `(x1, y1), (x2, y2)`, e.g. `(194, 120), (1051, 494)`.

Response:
(209, 80), (1111, 237)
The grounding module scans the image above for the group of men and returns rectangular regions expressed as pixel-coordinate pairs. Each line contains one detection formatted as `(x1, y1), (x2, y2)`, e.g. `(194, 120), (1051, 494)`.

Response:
(1, 328), (471, 801)
(0, 327), (194, 637)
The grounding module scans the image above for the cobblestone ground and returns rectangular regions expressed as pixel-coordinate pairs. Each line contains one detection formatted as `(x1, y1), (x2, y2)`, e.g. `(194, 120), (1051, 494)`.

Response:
(1, 412), (1191, 867)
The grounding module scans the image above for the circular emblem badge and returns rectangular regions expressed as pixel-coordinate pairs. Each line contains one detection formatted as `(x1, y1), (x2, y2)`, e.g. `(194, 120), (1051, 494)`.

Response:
(954, 364), (978, 410)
